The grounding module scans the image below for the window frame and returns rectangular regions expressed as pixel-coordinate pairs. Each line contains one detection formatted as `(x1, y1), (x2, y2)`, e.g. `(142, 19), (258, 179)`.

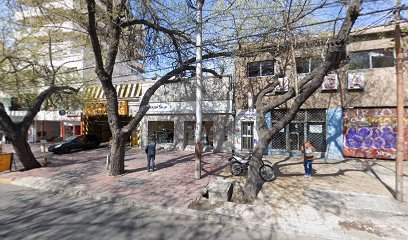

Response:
(296, 57), (322, 74)
(247, 60), (275, 77)
(348, 49), (395, 70)
(241, 121), (254, 150)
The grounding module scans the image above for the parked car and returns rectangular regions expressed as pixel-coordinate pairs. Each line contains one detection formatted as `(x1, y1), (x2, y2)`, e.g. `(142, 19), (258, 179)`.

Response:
(48, 134), (101, 154)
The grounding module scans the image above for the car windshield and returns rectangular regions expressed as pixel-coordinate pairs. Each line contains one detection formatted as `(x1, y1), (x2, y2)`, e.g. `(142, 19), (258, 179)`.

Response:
(64, 136), (77, 142)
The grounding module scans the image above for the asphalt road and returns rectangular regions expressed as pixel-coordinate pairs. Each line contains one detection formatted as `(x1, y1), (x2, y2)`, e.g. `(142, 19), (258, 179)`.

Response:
(0, 183), (293, 240)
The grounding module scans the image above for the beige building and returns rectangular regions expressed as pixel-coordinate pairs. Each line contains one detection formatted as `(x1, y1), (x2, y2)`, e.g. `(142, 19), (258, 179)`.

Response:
(234, 23), (408, 160)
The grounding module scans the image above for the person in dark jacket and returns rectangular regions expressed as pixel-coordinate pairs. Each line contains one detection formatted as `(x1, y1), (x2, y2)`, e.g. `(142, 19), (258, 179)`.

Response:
(145, 136), (157, 172)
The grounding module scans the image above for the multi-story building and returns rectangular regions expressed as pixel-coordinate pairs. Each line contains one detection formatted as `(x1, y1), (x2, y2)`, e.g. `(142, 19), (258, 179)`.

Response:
(0, 0), (143, 143)
(234, 23), (408, 160)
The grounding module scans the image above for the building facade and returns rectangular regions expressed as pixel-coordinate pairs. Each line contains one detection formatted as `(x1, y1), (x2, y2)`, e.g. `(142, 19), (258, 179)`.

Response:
(139, 76), (234, 152)
(234, 24), (408, 160)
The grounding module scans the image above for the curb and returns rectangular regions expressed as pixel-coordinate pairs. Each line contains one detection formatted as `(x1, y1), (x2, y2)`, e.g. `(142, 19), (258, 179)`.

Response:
(0, 177), (14, 183)
(3, 176), (324, 238)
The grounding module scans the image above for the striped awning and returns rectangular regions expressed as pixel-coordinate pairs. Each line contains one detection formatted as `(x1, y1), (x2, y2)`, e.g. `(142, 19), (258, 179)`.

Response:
(86, 84), (142, 100)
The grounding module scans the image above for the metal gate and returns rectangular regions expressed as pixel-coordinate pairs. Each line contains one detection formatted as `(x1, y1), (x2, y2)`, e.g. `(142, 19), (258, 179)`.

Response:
(270, 109), (327, 152)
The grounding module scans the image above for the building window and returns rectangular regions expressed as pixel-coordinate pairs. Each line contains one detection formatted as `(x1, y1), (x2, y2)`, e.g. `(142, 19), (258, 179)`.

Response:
(148, 121), (174, 143)
(184, 121), (213, 146)
(247, 60), (274, 77)
(270, 109), (327, 152)
(241, 122), (254, 150)
(296, 57), (322, 74)
(349, 49), (394, 70)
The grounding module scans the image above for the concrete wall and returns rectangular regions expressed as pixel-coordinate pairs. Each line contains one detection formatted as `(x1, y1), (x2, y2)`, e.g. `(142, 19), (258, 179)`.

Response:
(148, 76), (233, 103)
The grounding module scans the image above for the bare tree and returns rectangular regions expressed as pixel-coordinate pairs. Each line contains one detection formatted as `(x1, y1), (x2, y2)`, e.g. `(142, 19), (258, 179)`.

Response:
(85, 0), (233, 175)
(242, 0), (363, 202)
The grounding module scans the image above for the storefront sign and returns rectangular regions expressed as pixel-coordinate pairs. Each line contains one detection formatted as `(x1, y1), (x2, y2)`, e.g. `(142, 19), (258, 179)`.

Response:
(237, 110), (256, 120)
(84, 101), (128, 116)
(309, 124), (323, 134)
(0, 153), (13, 172)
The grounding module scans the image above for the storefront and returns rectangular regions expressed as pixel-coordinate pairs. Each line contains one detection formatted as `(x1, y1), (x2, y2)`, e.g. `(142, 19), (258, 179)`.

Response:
(139, 77), (234, 152)
(83, 83), (142, 143)
(234, 109), (328, 156)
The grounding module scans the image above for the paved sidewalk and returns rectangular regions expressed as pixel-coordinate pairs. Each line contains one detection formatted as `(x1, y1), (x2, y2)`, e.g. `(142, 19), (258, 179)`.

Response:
(1, 144), (407, 239)
(0, 144), (228, 209)
(192, 156), (408, 239)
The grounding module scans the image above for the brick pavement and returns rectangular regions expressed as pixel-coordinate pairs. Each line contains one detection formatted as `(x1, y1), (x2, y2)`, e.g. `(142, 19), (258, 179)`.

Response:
(0, 143), (229, 208)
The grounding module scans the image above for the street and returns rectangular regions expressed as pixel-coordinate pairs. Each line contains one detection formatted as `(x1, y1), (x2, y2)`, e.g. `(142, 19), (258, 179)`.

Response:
(0, 183), (296, 240)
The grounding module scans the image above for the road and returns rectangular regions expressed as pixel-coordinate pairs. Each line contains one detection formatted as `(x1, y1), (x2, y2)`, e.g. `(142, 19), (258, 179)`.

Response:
(0, 183), (295, 240)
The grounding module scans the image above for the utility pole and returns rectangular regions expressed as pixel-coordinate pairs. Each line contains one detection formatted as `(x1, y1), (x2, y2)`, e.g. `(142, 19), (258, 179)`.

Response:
(194, 0), (204, 180)
(394, 0), (404, 202)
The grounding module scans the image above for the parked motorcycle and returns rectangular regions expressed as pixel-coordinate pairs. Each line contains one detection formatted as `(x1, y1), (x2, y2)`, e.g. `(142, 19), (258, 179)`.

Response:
(229, 150), (276, 182)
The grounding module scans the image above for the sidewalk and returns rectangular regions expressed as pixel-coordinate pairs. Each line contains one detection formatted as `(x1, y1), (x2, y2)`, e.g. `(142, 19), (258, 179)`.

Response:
(1, 144), (407, 239)
(0, 144), (228, 208)
(192, 156), (408, 239)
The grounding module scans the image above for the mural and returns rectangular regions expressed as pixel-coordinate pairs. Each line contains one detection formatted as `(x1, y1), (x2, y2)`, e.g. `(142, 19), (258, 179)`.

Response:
(343, 108), (408, 159)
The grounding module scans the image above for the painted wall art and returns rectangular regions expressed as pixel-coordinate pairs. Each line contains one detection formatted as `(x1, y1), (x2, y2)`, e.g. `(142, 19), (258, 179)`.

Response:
(322, 73), (338, 91)
(275, 77), (289, 92)
(343, 108), (408, 159)
(347, 72), (365, 90)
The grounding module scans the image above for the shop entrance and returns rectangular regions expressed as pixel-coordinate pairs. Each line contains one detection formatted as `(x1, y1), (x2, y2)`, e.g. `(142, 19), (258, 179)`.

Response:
(271, 109), (327, 152)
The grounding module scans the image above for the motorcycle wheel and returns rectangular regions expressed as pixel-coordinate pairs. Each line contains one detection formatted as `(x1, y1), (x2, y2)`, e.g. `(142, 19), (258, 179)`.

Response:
(230, 161), (243, 176)
(259, 164), (276, 182)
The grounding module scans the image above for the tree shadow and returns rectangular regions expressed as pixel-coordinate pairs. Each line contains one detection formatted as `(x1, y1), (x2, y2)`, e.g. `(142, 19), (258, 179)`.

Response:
(270, 156), (397, 197)
(0, 186), (280, 240)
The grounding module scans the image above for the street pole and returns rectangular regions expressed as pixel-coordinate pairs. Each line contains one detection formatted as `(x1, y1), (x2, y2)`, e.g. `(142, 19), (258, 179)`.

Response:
(394, 0), (404, 202)
(195, 0), (204, 180)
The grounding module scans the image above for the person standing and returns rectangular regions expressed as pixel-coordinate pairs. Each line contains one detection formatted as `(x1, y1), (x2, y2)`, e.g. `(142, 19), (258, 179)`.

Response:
(145, 136), (157, 172)
(301, 141), (316, 178)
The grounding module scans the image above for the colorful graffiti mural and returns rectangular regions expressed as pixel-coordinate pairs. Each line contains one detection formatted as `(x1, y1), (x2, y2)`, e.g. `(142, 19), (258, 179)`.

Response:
(343, 108), (408, 159)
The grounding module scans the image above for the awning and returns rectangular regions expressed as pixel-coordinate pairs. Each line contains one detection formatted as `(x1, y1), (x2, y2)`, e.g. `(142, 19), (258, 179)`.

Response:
(86, 83), (142, 100)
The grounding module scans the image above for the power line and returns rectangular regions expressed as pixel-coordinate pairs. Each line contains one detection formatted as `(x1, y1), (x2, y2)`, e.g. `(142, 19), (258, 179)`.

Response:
(0, 6), (400, 91)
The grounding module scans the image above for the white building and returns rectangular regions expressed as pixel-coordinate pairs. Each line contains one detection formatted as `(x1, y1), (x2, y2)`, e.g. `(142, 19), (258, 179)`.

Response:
(138, 76), (235, 152)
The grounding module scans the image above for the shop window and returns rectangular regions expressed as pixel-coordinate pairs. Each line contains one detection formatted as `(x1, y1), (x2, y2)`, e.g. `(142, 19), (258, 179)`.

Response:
(349, 49), (394, 70)
(241, 122), (254, 150)
(184, 121), (213, 146)
(148, 121), (174, 144)
(247, 60), (274, 77)
(296, 57), (322, 74)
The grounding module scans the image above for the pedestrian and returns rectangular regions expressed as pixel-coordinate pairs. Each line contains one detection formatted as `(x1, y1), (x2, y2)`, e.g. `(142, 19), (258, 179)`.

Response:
(301, 140), (315, 178)
(145, 135), (157, 172)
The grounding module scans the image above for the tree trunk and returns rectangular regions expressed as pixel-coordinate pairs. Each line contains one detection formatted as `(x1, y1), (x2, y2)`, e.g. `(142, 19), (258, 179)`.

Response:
(243, 141), (268, 202)
(109, 133), (127, 176)
(10, 133), (41, 170)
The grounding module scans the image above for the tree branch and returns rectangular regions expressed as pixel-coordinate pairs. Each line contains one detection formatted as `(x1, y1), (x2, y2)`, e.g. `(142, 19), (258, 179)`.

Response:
(86, 0), (109, 80)
(19, 86), (79, 131)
